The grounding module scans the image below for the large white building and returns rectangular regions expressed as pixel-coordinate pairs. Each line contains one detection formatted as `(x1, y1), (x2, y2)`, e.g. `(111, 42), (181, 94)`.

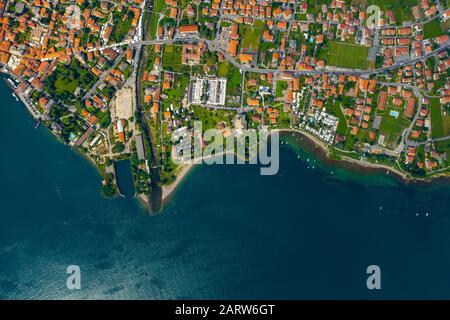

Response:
(189, 77), (227, 106)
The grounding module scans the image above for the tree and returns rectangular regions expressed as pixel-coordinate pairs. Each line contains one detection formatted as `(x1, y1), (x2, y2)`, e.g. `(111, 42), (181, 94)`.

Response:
(113, 142), (125, 153)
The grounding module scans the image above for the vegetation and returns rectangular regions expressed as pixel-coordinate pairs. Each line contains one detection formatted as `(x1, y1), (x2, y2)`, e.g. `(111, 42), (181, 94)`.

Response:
(326, 100), (348, 136)
(430, 98), (449, 139)
(320, 41), (369, 69)
(45, 60), (96, 102)
(111, 12), (133, 43)
(101, 173), (118, 197)
(379, 109), (410, 149)
(241, 20), (265, 50)
(423, 19), (444, 39)
(162, 45), (183, 72)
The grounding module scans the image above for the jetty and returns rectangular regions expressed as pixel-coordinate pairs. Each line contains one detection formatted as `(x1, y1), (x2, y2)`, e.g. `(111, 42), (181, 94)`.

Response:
(15, 91), (44, 121)
(3, 77), (44, 121)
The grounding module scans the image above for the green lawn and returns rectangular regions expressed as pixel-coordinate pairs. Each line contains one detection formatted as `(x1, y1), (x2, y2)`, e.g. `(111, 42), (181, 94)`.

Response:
(275, 81), (288, 98)
(423, 19), (444, 39)
(164, 74), (189, 101)
(162, 45), (182, 72)
(430, 98), (449, 138)
(217, 61), (229, 77)
(241, 20), (265, 50)
(326, 101), (348, 136)
(112, 16), (132, 42)
(322, 41), (369, 69)
(226, 64), (242, 96)
(379, 109), (411, 149)
(434, 139), (450, 155)
(55, 77), (77, 94)
(366, 0), (417, 23)
(44, 60), (95, 102)
(148, 0), (165, 39)
(193, 106), (234, 131)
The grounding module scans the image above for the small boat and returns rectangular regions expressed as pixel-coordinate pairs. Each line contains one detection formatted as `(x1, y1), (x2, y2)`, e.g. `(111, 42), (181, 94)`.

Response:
(12, 93), (19, 101)
(6, 78), (15, 88)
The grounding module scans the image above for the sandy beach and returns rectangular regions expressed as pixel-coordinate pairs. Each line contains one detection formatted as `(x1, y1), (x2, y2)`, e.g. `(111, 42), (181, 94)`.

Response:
(161, 163), (196, 203)
(137, 193), (150, 207)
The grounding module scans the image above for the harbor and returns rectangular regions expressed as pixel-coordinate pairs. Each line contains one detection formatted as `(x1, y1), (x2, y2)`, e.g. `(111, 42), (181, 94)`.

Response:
(3, 74), (44, 122)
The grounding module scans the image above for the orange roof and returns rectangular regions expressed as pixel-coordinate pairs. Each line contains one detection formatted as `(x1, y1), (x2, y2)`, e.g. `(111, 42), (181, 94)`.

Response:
(239, 53), (253, 64)
(247, 99), (260, 107)
(179, 25), (198, 33)
(229, 39), (238, 56)
(152, 102), (159, 113)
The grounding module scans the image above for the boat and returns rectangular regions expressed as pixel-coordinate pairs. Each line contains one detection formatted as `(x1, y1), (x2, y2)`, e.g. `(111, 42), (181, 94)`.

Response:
(12, 93), (19, 102)
(4, 78), (16, 90)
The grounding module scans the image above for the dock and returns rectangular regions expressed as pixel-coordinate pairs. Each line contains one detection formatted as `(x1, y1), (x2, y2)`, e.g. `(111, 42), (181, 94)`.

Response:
(3, 77), (44, 121)
(15, 91), (44, 121)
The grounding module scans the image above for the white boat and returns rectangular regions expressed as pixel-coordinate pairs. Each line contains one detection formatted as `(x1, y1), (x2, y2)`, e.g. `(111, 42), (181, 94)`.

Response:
(7, 78), (15, 87)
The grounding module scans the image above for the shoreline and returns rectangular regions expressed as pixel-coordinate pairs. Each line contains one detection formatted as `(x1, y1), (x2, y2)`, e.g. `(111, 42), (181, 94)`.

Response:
(161, 163), (196, 204)
(279, 128), (409, 180)
(277, 128), (449, 184)
(151, 128), (449, 210)
(5, 66), (448, 208)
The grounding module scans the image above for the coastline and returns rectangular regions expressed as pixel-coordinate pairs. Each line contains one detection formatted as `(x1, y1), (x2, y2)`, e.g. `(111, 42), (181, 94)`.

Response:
(161, 163), (196, 204)
(159, 151), (234, 205)
(276, 128), (449, 183)
(137, 192), (151, 207)
(4, 64), (448, 208)
(152, 128), (449, 209)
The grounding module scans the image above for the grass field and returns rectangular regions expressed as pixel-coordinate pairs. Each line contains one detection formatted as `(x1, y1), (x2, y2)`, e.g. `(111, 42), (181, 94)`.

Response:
(112, 16), (132, 42)
(322, 41), (369, 69)
(430, 98), (450, 138)
(148, 0), (165, 39)
(217, 61), (229, 77)
(162, 45), (182, 72)
(326, 101), (348, 136)
(364, 0), (417, 8)
(45, 60), (95, 101)
(363, 0), (417, 24)
(226, 64), (242, 96)
(423, 19), (445, 39)
(241, 20), (265, 50)
(276, 81), (288, 98)
(193, 106), (234, 131)
(379, 108), (411, 149)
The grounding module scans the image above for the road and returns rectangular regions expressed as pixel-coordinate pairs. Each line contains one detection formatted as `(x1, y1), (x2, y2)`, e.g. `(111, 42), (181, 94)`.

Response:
(82, 50), (127, 101)
(131, 36), (450, 77)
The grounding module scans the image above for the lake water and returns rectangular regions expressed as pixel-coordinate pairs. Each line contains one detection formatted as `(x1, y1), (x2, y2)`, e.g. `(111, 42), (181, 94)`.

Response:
(1, 81), (450, 299)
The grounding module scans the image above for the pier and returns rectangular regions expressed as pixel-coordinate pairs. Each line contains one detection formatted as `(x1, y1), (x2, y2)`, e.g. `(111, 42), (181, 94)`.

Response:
(3, 77), (44, 121)
(15, 91), (44, 121)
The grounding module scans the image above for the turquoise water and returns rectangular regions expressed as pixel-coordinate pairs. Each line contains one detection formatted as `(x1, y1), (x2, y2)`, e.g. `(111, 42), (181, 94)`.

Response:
(1, 81), (450, 299)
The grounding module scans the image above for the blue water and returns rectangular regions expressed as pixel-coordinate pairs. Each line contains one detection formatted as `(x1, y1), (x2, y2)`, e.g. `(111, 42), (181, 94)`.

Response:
(1, 81), (450, 299)
(115, 160), (135, 198)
